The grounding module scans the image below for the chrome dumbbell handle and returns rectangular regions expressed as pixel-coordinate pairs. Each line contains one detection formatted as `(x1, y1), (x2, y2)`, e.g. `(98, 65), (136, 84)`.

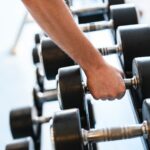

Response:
(70, 3), (108, 15)
(80, 20), (113, 32)
(82, 121), (149, 144)
(98, 44), (122, 55)
(37, 89), (57, 102)
(124, 76), (139, 89)
(33, 116), (52, 124)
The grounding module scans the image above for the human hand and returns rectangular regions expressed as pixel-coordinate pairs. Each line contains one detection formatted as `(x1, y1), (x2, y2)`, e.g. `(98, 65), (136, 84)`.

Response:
(86, 62), (125, 100)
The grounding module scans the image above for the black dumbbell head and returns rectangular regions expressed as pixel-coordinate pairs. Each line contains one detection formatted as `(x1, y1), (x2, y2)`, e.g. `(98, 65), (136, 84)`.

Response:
(78, 11), (105, 24)
(142, 99), (150, 123)
(35, 67), (44, 92)
(41, 39), (74, 80)
(57, 65), (90, 129)
(34, 33), (41, 44)
(87, 99), (96, 128)
(6, 137), (34, 150)
(110, 4), (138, 30)
(32, 87), (42, 116)
(117, 24), (150, 75)
(107, 0), (125, 6)
(10, 107), (38, 139)
(52, 109), (83, 150)
(32, 47), (40, 65)
(132, 57), (150, 102)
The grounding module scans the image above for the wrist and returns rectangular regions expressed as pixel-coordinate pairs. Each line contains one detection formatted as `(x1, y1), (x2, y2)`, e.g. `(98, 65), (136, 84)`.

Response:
(81, 52), (107, 75)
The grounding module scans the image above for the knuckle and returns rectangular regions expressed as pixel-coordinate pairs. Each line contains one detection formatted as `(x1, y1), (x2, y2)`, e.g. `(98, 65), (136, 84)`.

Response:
(92, 91), (100, 100)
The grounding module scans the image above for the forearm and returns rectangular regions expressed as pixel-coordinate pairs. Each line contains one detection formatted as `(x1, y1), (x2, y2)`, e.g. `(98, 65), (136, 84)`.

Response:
(22, 0), (106, 72)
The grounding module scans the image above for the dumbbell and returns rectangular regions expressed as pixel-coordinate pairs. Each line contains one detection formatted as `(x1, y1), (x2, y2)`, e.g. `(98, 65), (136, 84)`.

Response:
(79, 4), (138, 32)
(6, 137), (34, 150)
(33, 85), (96, 128)
(9, 106), (52, 140)
(10, 107), (94, 150)
(33, 84), (94, 129)
(51, 99), (150, 150)
(42, 24), (150, 79)
(35, 55), (150, 117)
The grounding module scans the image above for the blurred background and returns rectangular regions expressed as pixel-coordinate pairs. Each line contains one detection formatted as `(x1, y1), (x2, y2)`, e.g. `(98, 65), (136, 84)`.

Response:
(0, 0), (150, 149)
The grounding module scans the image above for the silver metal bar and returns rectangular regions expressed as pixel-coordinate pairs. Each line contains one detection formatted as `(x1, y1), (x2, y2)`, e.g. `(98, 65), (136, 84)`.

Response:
(80, 19), (113, 32)
(82, 121), (149, 144)
(33, 116), (52, 124)
(98, 44), (120, 55)
(37, 89), (57, 102)
(124, 76), (139, 89)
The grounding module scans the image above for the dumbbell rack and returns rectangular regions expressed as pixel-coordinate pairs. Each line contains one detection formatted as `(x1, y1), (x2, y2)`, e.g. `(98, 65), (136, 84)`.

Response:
(39, 0), (148, 150)
(6, 0), (150, 150)
(40, 32), (148, 150)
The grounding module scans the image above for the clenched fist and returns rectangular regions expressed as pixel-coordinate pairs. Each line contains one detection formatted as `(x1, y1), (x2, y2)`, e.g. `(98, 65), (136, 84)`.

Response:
(86, 62), (126, 100)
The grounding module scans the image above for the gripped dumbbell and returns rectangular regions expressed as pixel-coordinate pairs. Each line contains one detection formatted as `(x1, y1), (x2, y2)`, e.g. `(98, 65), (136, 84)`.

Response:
(69, 0), (124, 16)
(6, 137), (34, 150)
(42, 24), (150, 79)
(51, 99), (150, 150)
(34, 56), (150, 116)
(79, 4), (138, 32)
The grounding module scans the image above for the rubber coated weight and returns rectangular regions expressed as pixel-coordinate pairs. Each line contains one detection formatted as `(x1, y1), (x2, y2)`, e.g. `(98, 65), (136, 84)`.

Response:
(142, 99), (150, 142)
(78, 11), (105, 24)
(32, 47), (39, 65)
(117, 24), (150, 75)
(35, 67), (44, 92)
(52, 109), (83, 150)
(87, 99), (96, 128)
(6, 138), (34, 150)
(41, 39), (74, 80)
(58, 65), (90, 129)
(108, 0), (125, 6)
(34, 33), (41, 44)
(110, 4), (138, 30)
(33, 87), (42, 116)
(132, 57), (150, 103)
(142, 99), (150, 123)
(10, 107), (38, 139)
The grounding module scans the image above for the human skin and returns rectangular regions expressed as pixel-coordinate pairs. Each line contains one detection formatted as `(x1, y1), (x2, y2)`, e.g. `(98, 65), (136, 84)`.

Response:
(22, 0), (125, 100)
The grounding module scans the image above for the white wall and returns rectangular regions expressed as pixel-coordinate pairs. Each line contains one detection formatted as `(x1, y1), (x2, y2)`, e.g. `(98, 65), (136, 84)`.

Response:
(0, 0), (26, 52)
